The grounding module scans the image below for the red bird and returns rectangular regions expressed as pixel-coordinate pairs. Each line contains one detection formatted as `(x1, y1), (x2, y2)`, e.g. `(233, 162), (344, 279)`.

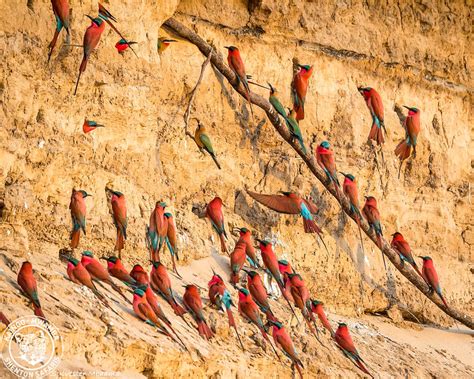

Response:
(419, 256), (448, 308)
(82, 119), (104, 134)
(244, 270), (276, 320)
(238, 288), (280, 359)
(225, 46), (254, 120)
(335, 323), (373, 378)
(395, 106), (421, 174)
(48, 0), (70, 62)
(358, 87), (386, 145)
(206, 197), (228, 253)
(183, 284), (214, 340)
(341, 173), (365, 253)
(310, 300), (334, 337)
(208, 272), (244, 350)
(148, 201), (168, 261)
(278, 260), (294, 300)
(316, 141), (342, 196)
(115, 38), (137, 55)
(291, 64), (313, 121)
(288, 273), (320, 341)
(74, 15), (106, 95)
(230, 238), (247, 285)
(149, 261), (186, 316)
(81, 251), (129, 303)
(130, 264), (149, 285)
(108, 190), (127, 258)
(390, 232), (424, 280)
(247, 190), (323, 236)
(17, 262), (45, 318)
(67, 257), (110, 307)
(164, 212), (180, 276)
(101, 256), (136, 287)
(235, 227), (259, 268)
(69, 189), (90, 249)
(362, 196), (387, 269)
(269, 320), (304, 379)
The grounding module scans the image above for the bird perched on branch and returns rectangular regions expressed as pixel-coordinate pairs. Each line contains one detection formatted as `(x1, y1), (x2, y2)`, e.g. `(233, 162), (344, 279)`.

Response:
(390, 232), (424, 280)
(419, 256), (448, 308)
(193, 121), (221, 169)
(341, 173), (365, 253)
(316, 141), (342, 196)
(358, 87), (386, 145)
(48, 0), (70, 62)
(291, 63), (313, 121)
(225, 45), (254, 121)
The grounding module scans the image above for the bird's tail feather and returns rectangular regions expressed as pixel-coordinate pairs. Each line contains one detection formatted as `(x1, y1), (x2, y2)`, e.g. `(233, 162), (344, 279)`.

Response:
(210, 153), (221, 170)
(394, 139), (412, 161)
(368, 122), (384, 145)
(303, 218), (322, 234)
(70, 229), (80, 248)
(219, 233), (228, 253)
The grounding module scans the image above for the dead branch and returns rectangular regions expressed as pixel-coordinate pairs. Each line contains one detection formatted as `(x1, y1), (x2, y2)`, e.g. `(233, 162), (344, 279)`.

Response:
(163, 17), (474, 329)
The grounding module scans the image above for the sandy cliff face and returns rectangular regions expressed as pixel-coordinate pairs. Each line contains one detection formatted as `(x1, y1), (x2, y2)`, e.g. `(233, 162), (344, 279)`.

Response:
(0, 0), (472, 377)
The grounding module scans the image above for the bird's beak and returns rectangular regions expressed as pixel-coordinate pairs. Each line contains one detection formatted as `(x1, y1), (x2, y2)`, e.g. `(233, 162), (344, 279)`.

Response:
(417, 256), (424, 259)
(224, 46), (230, 49)
(403, 105), (410, 110)
(339, 172), (346, 176)
(85, 15), (94, 22)
(267, 82), (274, 92)
(255, 238), (263, 244)
(242, 269), (251, 275)
(85, 193), (92, 197)
(99, 257), (107, 261)
(166, 39), (178, 43)
(364, 196), (369, 199)
(128, 41), (138, 45)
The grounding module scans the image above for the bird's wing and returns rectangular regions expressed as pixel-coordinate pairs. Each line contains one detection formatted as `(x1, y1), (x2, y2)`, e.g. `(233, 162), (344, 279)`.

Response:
(371, 92), (384, 121)
(247, 191), (300, 214)
(302, 198), (318, 214)
(199, 133), (215, 154)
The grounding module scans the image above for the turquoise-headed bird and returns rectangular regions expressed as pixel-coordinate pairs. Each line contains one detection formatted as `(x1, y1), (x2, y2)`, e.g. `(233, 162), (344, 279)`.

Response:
(291, 64), (313, 121)
(419, 256), (448, 308)
(358, 87), (386, 146)
(69, 189), (91, 249)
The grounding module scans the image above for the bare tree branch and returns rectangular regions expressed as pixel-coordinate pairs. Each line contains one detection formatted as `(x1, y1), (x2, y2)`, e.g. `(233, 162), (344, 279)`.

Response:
(163, 17), (474, 330)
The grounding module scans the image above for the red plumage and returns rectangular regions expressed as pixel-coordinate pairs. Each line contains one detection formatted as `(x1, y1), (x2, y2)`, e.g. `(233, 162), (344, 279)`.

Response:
(395, 107), (421, 161)
(150, 262), (186, 316)
(111, 192), (127, 253)
(421, 257), (448, 308)
(335, 323), (372, 377)
(183, 285), (213, 339)
(48, 0), (70, 62)
(130, 264), (149, 285)
(310, 301), (334, 336)
(69, 189), (87, 249)
(271, 323), (304, 378)
(359, 87), (385, 145)
(230, 240), (247, 285)
(291, 65), (313, 121)
(17, 262), (45, 318)
(206, 197), (228, 253)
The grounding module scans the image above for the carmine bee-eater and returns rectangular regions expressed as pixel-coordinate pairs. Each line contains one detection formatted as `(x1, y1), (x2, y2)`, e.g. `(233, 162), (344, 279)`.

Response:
(206, 197), (228, 253)
(362, 196), (386, 269)
(100, 256), (136, 287)
(390, 232), (424, 280)
(157, 37), (177, 54)
(208, 271), (244, 350)
(115, 38), (137, 55)
(183, 284), (214, 340)
(67, 257), (110, 307)
(48, 0), (70, 62)
(335, 322), (373, 378)
(291, 63), (313, 121)
(358, 87), (386, 146)
(148, 201), (168, 261)
(419, 256), (448, 308)
(234, 227), (259, 268)
(269, 320), (304, 379)
(286, 109), (308, 154)
(81, 251), (130, 303)
(395, 106), (421, 176)
(230, 237), (247, 285)
(132, 289), (186, 349)
(83, 119), (105, 134)
(238, 288), (281, 359)
(316, 141), (342, 196)
(247, 190), (328, 253)
(149, 261), (186, 316)
(310, 300), (334, 337)
(243, 270), (276, 321)
(140, 284), (187, 348)
(17, 262), (45, 318)
(194, 122), (221, 169)
(278, 260), (294, 298)
(225, 46), (254, 121)
(340, 172), (365, 253)
(163, 212), (180, 276)
(257, 239), (299, 319)
(74, 15), (106, 95)
(288, 273), (322, 343)
(106, 189), (127, 258)
(130, 264), (149, 285)
(69, 189), (91, 249)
